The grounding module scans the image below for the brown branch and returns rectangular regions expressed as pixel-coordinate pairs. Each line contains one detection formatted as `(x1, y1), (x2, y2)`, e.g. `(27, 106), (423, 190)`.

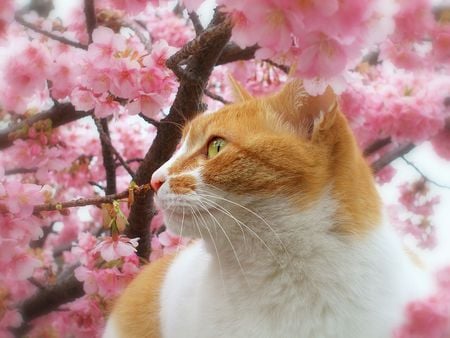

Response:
(0, 103), (91, 151)
(93, 116), (135, 179)
(139, 113), (160, 128)
(189, 11), (204, 36)
(84, 0), (96, 43)
(204, 89), (230, 104)
(4, 167), (38, 175)
(12, 267), (83, 337)
(93, 117), (117, 194)
(126, 10), (233, 258)
(14, 14), (88, 50)
(216, 43), (258, 66)
(363, 137), (392, 157)
(264, 59), (290, 74)
(34, 183), (152, 213)
(33, 190), (129, 213)
(371, 143), (415, 173)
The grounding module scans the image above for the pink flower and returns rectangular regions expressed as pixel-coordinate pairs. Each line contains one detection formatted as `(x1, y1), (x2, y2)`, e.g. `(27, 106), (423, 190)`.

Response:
(70, 87), (96, 111)
(3, 40), (51, 97)
(109, 58), (140, 99)
(295, 32), (347, 79)
(3, 182), (45, 217)
(88, 27), (126, 66)
(95, 235), (139, 262)
(432, 130), (450, 161)
(74, 266), (98, 294)
(94, 94), (121, 118)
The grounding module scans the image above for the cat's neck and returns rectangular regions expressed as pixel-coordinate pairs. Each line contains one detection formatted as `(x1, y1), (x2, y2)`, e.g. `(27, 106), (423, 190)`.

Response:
(199, 189), (390, 288)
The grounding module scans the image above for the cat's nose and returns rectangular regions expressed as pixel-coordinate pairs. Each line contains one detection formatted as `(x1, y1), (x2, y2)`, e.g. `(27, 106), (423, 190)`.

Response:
(151, 170), (166, 192)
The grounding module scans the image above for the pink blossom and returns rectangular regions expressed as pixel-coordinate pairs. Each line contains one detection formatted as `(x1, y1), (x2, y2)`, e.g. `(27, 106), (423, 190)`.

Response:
(71, 87), (96, 111)
(88, 26), (126, 66)
(2, 182), (45, 217)
(2, 40), (51, 97)
(431, 130), (450, 161)
(95, 235), (139, 262)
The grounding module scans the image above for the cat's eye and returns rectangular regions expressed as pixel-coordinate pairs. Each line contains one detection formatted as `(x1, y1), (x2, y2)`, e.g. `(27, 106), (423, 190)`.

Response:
(207, 137), (227, 159)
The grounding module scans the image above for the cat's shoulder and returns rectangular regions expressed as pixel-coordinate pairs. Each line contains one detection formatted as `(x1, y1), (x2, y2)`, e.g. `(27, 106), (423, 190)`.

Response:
(103, 252), (176, 338)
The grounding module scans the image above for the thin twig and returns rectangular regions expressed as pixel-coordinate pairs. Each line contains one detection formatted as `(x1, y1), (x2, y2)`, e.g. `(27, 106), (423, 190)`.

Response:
(14, 14), (88, 50)
(139, 113), (160, 128)
(93, 117), (135, 179)
(88, 181), (105, 190)
(122, 19), (151, 52)
(402, 156), (450, 189)
(204, 89), (230, 104)
(33, 183), (151, 213)
(264, 59), (290, 74)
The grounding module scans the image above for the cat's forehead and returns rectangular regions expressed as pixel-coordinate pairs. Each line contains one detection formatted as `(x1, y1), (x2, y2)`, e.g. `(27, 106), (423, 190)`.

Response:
(182, 101), (270, 146)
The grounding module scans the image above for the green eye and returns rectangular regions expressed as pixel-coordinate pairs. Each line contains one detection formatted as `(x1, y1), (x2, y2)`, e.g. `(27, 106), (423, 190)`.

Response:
(207, 137), (227, 159)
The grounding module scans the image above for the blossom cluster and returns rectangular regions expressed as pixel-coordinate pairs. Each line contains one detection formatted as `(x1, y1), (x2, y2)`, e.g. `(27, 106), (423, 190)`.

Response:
(210, 0), (397, 93)
(0, 0), (449, 337)
(340, 63), (449, 150)
(381, 0), (450, 70)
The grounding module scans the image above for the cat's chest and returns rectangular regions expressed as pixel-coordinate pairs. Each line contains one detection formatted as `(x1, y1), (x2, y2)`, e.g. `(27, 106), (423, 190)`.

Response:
(192, 273), (395, 338)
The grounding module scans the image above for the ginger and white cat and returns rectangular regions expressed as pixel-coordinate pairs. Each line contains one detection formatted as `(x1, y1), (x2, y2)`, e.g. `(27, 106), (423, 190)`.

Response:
(104, 80), (431, 338)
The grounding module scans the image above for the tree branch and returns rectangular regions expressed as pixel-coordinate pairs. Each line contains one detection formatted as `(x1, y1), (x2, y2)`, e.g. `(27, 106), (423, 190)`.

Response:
(0, 103), (91, 151)
(4, 167), (38, 175)
(33, 183), (151, 213)
(139, 113), (160, 128)
(14, 14), (88, 50)
(371, 143), (415, 173)
(189, 11), (204, 36)
(93, 117), (135, 181)
(12, 267), (84, 337)
(216, 43), (258, 65)
(363, 137), (392, 157)
(126, 11), (233, 258)
(84, 0), (97, 43)
(204, 89), (231, 104)
(93, 117), (117, 194)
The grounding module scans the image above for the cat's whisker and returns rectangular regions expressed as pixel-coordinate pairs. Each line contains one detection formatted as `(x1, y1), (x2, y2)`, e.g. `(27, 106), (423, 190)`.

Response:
(176, 206), (186, 255)
(196, 200), (250, 288)
(196, 187), (290, 258)
(190, 205), (227, 294)
(198, 197), (280, 265)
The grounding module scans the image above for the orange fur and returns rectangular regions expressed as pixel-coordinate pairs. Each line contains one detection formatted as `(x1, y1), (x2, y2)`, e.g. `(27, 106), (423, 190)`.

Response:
(172, 80), (381, 234)
(107, 79), (384, 337)
(169, 175), (196, 194)
(110, 254), (175, 338)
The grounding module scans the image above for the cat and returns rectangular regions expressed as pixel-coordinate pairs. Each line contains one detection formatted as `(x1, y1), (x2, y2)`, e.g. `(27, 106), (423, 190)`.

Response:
(103, 79), (432, 338)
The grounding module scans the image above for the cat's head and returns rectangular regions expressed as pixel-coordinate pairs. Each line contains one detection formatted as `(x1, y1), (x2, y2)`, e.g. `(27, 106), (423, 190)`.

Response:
(151, 80), (381, 246)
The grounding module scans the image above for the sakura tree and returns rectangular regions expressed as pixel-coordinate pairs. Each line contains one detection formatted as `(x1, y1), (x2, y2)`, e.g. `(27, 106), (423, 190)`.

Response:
(0, 0), (449, 337)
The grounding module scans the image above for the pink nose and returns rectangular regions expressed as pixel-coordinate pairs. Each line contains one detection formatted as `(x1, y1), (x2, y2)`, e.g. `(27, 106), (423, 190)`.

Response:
(151, 178), (164, 192)
(151, 170), (166, 192)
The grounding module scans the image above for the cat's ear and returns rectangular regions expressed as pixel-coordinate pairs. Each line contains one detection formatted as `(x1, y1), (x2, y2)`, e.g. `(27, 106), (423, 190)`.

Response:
(228, 74), (253, 102)
(268, 80), (338, 140)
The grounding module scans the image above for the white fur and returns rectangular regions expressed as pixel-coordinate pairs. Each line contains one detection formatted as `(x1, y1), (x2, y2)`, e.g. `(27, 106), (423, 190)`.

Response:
(103, 315), (120, 338)
(158, 189), (432, 338)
